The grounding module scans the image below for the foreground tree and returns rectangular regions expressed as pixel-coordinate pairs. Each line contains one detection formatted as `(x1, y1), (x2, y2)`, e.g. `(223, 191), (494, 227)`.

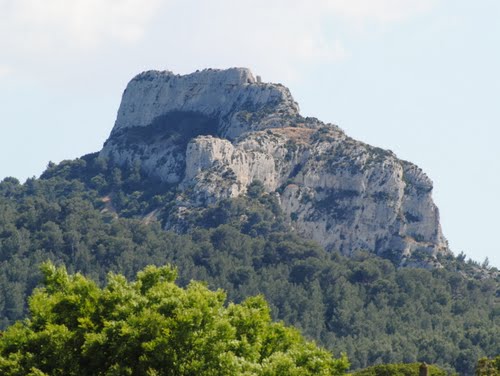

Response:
(475, 356), (500, 376)
(0, 262), (349, 376)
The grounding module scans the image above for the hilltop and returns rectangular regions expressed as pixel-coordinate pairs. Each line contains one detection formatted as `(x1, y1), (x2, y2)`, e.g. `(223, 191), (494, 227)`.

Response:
(100, 68), (449, 266)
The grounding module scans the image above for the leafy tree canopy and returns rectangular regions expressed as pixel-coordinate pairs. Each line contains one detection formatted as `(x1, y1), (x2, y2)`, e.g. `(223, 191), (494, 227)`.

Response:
(0, 262), (349, 376)
(475, 356), (500, 376)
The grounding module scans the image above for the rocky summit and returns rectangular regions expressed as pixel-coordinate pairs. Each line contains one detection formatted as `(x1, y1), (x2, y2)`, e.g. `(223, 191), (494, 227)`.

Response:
(100, 67), (450, 265)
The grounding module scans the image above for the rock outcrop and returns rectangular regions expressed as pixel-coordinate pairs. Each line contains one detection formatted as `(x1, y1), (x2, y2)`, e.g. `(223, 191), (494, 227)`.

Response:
(111, 68), (299, 140)
(100, 68), (450, 265)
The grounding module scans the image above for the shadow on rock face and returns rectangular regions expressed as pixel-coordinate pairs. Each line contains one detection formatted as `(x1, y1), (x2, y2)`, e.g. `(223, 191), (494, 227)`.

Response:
(107, 111), (220, 148)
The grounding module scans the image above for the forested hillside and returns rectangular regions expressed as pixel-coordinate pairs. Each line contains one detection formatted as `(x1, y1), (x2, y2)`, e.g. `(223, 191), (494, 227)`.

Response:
(0, 154), (498, 374)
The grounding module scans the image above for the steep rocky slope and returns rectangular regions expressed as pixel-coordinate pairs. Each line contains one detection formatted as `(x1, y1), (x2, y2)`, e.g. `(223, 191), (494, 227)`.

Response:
(100, 68), (449, 265)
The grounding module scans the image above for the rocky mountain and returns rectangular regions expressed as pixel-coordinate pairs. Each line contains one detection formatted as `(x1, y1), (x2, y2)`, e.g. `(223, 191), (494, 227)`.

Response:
(101, 67), (449, 265)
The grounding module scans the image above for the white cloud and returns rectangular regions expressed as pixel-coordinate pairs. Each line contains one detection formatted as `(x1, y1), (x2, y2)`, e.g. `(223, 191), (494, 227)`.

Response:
(0, 0), (437, 85)
(295, 37), (349, 63)
(0, 0), (164, 52)
(0, 0), (435, 57)
(323, 0), (436, 23)
(0, 65), (12, 78)
(148, 0), (437, 83)
(149, 0), (354, 83)
(171, 0), (436, 67)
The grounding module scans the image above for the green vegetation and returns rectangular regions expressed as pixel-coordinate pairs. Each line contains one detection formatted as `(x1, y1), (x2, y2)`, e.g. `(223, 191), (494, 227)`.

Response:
(0, 262), (349, 375)
(351, 363), (448, 376)
(0, 155), (498, 374)
(475, 356), (500, 376)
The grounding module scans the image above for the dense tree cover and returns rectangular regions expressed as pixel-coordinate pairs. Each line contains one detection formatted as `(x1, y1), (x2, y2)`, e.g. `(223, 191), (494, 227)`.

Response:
(0, 155), (498, 374)
(351, 362), (448, 376)
(0, 262), (349, 375)
(475, 356), (500, 376)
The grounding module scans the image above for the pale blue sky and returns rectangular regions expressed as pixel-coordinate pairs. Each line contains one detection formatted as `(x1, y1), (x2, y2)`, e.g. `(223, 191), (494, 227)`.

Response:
(0, 0), (498, 267)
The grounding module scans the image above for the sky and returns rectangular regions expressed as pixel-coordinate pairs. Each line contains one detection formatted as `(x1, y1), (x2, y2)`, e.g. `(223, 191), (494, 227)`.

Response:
(0, 0), (498, 267)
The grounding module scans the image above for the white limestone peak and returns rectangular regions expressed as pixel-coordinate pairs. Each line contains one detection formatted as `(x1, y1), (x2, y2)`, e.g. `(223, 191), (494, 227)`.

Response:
(112, 68), (299, 139)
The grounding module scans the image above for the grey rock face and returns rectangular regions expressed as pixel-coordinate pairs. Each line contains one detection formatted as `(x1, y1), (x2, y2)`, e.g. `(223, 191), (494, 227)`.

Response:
(110, 68), (299, 139)
(100, 67), (450, 264)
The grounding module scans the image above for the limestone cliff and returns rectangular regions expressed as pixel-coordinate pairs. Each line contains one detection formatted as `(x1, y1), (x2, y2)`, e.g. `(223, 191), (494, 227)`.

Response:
(100, 68), (449, 265)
